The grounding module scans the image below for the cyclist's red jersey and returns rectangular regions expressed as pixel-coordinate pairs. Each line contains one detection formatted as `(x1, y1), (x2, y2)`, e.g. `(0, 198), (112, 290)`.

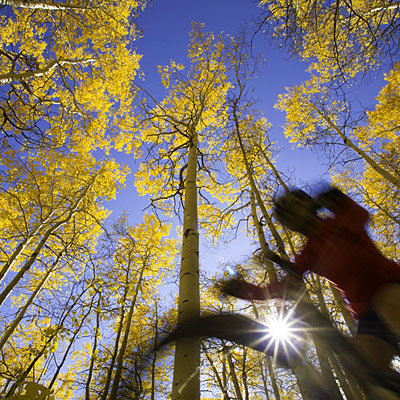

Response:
(295, 195), (400, 317)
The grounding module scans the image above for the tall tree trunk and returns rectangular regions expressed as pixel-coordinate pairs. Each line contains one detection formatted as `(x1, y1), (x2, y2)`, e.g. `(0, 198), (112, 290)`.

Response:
(259, 358), (271, 400)
(222, 351), (229, 400)
(327, 284), (364, 399)
(250, 192), (278, 282)
(241, 347), (249, 400)
(311, 276), (345, 399)
(172, 130), (200, 400)
(328, 352), (362, 400)
(329, 283), (357, 336)
(233, 106), (287, 258)
(265, 355), (281, 400)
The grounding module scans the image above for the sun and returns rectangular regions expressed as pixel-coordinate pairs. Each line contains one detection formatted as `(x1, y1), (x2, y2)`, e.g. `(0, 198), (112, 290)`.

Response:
(259, 309), (304, 365)
(267, 316), (294, 343)
(265, 312), (300, 345)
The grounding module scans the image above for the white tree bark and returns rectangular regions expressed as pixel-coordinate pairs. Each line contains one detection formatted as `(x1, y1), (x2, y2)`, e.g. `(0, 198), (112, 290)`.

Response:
(0, 0), (91, 11)
(0, 209), (56, 286)
(172, 128), (201, 400)
(0, 173), (97, 307)
(312, 104), (400, 190)
(0, 58), (97, 85)
(0, 250), (62, 351)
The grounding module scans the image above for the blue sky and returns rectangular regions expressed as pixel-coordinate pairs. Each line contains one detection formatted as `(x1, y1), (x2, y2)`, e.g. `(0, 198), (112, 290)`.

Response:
(104, 0), (390, 285)
(106, 0), (331, 266)
(134, 0), (322, 180)
(106, 3), (400, 282)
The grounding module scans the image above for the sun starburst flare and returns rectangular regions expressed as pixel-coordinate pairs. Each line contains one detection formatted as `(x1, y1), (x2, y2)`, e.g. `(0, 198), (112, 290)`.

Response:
(266, 315), (297, 343)
(257, 308), (307, 366)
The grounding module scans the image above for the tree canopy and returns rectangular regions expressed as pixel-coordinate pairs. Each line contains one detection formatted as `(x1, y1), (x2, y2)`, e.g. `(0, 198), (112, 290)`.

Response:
(0, 1), (400, 399)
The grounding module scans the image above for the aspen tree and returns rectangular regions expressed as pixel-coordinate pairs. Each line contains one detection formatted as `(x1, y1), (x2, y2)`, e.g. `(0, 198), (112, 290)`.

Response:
(134, 24), (231, 400)
(257, 0), (400, 82)
(0, 249), (63, 352)
(201, 342), (231, 399)
(0, 152), (128, 395)
(275, 79), (400, 191)
(0, 151), (127, 302)
(227, 351), (244, 400)
(98, 247), (131, 400)
(85, 293), (101, 400)
(331, 65), (400, 260)
(257, 0), (400, 197)
(0, 0), (144, 152)
(90, 215), (175, 399)
(219, 33), (327, 399)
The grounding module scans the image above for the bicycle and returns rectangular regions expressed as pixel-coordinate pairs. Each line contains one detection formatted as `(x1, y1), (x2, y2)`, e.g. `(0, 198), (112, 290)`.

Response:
(158, 252), (400, 399)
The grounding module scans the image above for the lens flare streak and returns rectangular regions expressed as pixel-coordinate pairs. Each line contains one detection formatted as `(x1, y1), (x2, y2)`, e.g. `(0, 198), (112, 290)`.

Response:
(259, 311), (305, 366)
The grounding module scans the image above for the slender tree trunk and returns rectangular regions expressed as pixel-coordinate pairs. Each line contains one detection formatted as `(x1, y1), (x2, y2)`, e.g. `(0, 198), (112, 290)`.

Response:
(327, 284), (364, 399)
(312, 336), (344, 399)
(250, 192), (278, 282)
(0, 0), (91, 10)
(233, 104), (287, 258)
(0, 175), (96, 307)
(265, 355), (281, 400)
(259, 358), (271, 400)
(241, 347), (249, 400)
(85, 295), (101, 400)
(329, 283), (357, 336)
(109, 259), (147, 400)
(0, 379), (12, 395)
(172, 129), (200, 400)
(99, 268), (131, 400)
(0, 250), (62, 352)
(226, 352), (243, 400)
(311, 276), (345, 399)
(202, 343), (230, 399)
(328, 352), (362, 400)
(0, 57), (97, 85)
(314, 280), (361, 399)
(311, 104), (400, 190)
(222, 351), (229, 400)
(260, 147), (290, 193)
(150, 303), (159, 400)
(0, 210), (56, 286)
